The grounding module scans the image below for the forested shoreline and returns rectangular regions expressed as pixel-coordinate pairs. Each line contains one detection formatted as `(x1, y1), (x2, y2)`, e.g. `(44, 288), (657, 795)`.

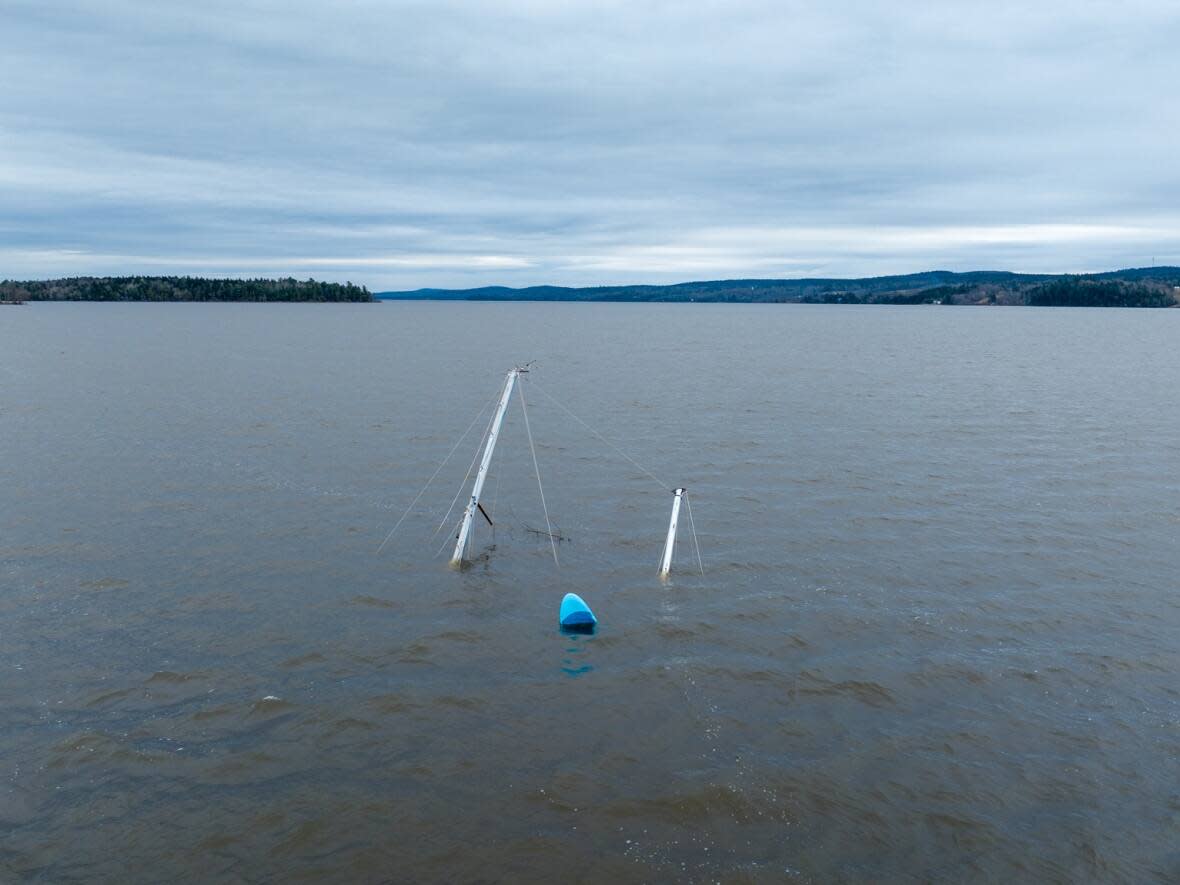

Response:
(379, 267), (1180, 306)
(4, 270), (1177, 307)
(0, 276), (374, 302)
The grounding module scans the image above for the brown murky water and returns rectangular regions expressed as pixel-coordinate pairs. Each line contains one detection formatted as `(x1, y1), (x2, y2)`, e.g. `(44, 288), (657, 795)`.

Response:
(3, 302), (1180, 883)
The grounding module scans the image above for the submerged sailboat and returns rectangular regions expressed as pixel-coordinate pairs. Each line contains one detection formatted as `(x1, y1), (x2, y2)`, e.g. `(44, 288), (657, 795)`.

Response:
(386, 364), (702, 579)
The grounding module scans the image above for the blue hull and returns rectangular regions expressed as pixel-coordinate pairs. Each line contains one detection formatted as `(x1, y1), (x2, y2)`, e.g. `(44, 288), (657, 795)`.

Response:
(559, 593), (597, 632)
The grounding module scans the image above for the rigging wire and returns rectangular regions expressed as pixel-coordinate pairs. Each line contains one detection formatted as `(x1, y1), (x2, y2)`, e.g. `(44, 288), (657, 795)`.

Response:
(529, 376), (706, 577)
(528, 378), (669, 492)
(684, 492), (705, 576)
(432, 392), (502, 540)
(490, 447), (501, 542)
(375, 391), (498, 554)
(434, 514), (463, 559)
(519, 379), (560, 568)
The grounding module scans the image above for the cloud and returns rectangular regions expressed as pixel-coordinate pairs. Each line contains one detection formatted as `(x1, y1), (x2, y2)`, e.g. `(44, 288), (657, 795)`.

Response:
(2, 0), (1178, 288)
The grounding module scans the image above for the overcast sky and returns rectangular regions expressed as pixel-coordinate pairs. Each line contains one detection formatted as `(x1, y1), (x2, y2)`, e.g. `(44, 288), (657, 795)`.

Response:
(2, 0), (1178, 289)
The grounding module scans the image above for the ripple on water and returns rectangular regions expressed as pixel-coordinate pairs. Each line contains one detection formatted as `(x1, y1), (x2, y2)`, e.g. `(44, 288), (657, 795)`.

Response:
(397, 641), (434, 664)
(280, 652), (327, 668)
(347, 594), (402, 609)
(145, 670), (207, 685)
(85, 687), (135, 708)
(602, 782), (793, 827)
(792, 669), (897, 708)
(366, 693), (420, 715)
(191, 704), (237, 721)
(78, 577), (130, 590)
(248, 696), (295, 716)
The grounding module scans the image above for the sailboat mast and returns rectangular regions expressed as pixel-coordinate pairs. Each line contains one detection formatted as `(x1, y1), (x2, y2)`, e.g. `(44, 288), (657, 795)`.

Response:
(451, 368), (520, 565)
(659, 487), (686, 577)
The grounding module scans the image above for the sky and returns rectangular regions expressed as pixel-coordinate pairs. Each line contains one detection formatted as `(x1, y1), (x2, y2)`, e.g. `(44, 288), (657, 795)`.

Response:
(2, 0), (1178, 290)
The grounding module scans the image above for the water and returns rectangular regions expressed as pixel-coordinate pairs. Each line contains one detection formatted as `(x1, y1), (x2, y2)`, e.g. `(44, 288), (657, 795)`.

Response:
(3, 302), (1179, 883)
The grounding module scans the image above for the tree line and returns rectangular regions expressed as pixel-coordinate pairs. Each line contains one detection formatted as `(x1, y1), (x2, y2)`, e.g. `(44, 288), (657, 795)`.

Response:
(0, 276), (374, 302)
(1024, 277), (1176, 308)
(797, 278), (1178, 307)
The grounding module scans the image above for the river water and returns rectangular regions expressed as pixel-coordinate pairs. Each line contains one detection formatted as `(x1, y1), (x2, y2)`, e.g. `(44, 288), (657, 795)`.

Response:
(3, 302), (1179, 883)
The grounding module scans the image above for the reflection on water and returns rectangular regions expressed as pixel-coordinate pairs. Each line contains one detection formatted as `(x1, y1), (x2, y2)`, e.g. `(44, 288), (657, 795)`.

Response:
(561, 634), (595, 676)
(2, 302), (1180, 882)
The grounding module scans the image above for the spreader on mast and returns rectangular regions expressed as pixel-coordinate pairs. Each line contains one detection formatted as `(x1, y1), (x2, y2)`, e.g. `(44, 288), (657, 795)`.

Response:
(451, 367), (523, 565)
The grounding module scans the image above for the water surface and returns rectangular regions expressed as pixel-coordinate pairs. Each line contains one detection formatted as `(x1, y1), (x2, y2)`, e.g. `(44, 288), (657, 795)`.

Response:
(3, 302), (1179, 882)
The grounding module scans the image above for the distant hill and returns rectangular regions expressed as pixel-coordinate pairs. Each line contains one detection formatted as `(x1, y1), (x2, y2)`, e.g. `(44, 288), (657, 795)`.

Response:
(1, 276), (374, 302)
(377, 267), (1180, 307)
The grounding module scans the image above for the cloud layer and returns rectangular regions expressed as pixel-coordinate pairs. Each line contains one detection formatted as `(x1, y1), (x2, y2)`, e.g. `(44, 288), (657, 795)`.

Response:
(3, 0), (1178, 288)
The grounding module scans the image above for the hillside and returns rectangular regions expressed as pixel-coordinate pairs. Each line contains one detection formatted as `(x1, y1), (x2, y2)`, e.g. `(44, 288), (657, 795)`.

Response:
(377, 267), (1180, 307)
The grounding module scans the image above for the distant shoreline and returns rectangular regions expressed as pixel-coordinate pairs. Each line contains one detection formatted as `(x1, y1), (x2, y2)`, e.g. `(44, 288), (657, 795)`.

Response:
(4, 270), (1178, 307)
(378, 266), (1180, 308)
(0, 276), (374, 303)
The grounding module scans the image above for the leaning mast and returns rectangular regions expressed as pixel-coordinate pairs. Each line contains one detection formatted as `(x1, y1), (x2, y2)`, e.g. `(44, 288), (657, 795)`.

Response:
(451, 367), (523, 565)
